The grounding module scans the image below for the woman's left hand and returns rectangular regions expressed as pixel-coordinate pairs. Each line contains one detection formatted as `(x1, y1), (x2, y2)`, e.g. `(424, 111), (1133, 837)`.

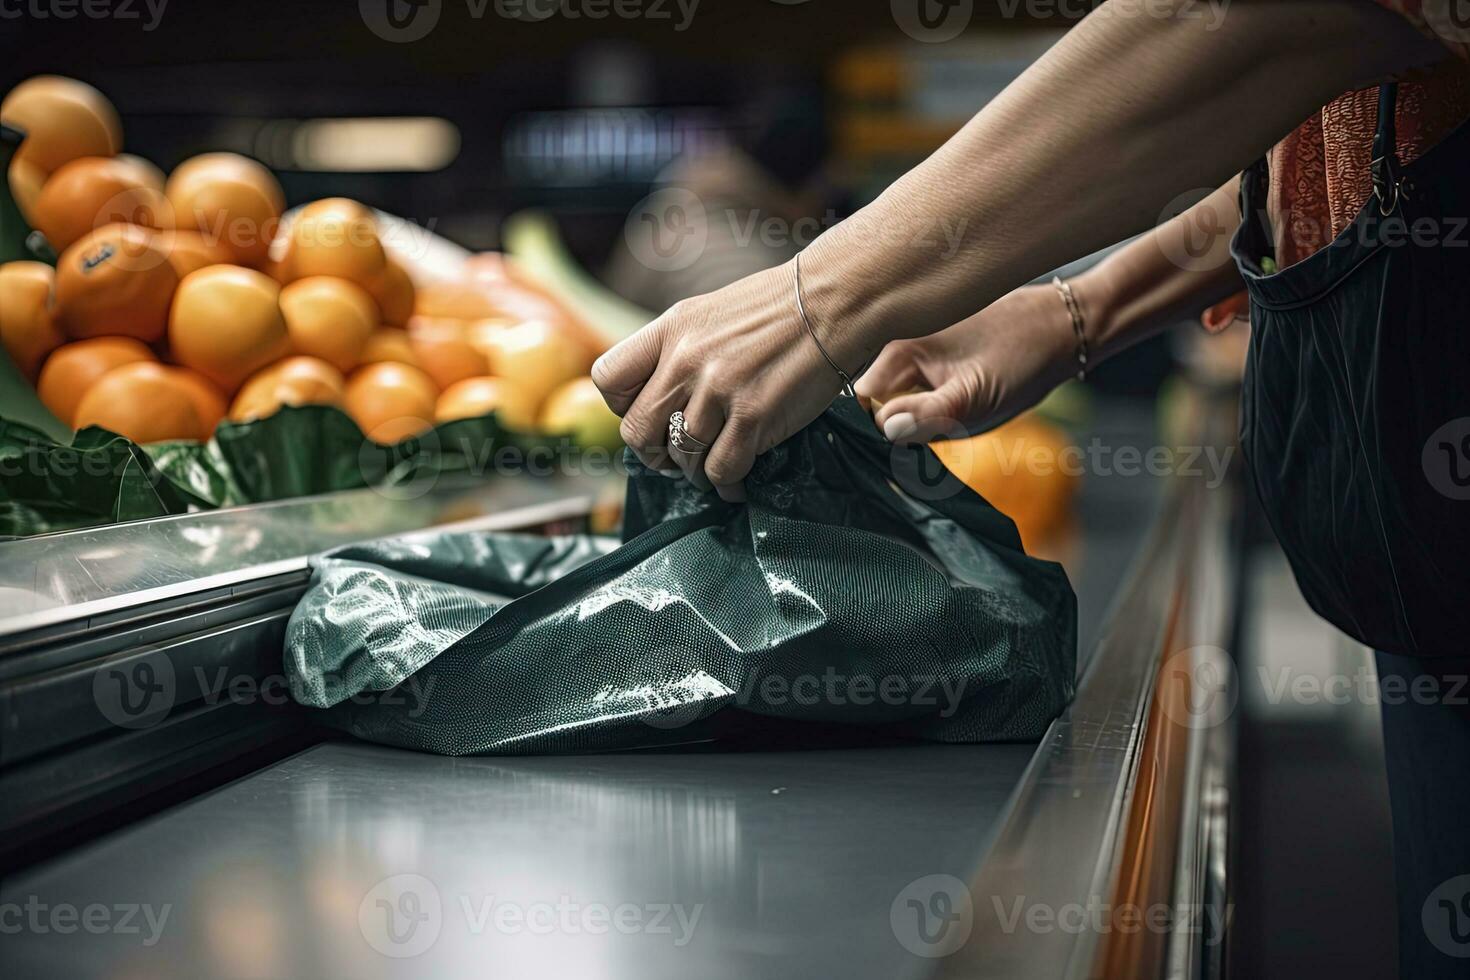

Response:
(591, 259), (862, 502)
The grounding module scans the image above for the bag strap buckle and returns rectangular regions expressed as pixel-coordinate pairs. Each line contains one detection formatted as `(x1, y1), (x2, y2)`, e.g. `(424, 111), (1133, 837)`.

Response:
(1370, 154), (1402, 216)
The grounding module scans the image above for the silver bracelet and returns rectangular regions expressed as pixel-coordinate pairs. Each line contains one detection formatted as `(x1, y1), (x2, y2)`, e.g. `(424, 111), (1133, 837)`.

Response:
(1051, 276), (1089, 382)
(794, 250), (867, 398)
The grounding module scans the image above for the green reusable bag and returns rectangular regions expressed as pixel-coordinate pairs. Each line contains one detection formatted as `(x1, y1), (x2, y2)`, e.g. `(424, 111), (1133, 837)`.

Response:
(283, 398), (1077, 752)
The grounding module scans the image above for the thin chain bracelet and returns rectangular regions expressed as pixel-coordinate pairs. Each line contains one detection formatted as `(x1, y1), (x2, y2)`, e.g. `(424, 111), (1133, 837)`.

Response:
(1051, 276), (1089, 382)
(794, 250), (869, 398)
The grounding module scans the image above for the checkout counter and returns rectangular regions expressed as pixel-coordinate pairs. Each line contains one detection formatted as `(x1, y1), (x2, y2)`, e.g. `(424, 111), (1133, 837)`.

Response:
(0, 392), (1241, 980)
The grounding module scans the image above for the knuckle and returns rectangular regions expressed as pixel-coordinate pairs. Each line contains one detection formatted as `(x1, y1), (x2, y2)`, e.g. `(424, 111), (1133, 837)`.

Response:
(704, 453), (742, 487)
(721, 409), (756, 439)
(619, 414), (655, 453)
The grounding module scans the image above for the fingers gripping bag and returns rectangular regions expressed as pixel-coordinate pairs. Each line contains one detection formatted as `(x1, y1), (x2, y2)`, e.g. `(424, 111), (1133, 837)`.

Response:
(283, 398), (1077, 753)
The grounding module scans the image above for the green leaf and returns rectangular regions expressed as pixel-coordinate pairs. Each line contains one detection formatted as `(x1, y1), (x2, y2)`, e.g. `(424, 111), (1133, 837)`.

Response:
(0, 402), (556, 536)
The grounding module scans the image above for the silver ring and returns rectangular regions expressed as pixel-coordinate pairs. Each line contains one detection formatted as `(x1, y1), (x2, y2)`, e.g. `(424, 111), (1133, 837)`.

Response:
(668, 411), (709, 455)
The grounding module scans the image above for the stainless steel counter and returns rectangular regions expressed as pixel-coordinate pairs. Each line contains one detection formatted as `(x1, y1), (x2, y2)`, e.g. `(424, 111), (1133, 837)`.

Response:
(1, 403), (1191, 980)
(2, 741), (1040, 980)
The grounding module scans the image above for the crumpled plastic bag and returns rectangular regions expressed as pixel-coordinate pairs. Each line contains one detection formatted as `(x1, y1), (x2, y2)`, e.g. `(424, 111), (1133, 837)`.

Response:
(283, 398), (1077, 753)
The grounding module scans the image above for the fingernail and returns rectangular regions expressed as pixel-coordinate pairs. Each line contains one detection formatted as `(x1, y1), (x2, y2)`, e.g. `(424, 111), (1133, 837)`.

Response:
(656, 468), (683, 479)
(719, 483), (747, 503)
(884, 412), (918, 442)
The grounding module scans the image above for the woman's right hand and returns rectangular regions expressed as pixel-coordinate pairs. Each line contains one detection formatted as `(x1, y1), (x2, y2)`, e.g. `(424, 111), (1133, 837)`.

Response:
(855, 281), (1086, 444)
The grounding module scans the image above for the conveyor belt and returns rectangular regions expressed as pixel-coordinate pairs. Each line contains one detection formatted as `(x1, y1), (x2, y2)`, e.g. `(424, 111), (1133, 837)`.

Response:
(1, 400), (1232, 980)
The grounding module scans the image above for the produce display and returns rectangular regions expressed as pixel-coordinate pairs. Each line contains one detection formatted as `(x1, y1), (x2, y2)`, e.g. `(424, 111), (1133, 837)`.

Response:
(0, 75), (647, 534)
(0, 74), (1085, 547)
(928, 411), (1080, 554)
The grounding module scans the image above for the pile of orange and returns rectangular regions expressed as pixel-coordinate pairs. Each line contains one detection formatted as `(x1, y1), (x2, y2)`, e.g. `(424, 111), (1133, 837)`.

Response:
(1, 75), (624, 451)
(928, 414), (1080, 553)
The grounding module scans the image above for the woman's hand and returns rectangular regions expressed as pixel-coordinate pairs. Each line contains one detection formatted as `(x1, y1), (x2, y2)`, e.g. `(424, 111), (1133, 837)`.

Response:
(856, 283), (1080, 444)
(591, 259), (871, 502)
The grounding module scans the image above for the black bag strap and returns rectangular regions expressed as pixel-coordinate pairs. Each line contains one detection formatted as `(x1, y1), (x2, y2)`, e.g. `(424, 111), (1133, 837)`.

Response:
(1370, 82), (1401, 215)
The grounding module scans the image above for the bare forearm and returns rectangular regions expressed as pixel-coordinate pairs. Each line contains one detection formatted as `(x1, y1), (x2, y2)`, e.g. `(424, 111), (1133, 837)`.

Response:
(1073, 178), (1244, 363)
(803, 0), (1444, 365)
